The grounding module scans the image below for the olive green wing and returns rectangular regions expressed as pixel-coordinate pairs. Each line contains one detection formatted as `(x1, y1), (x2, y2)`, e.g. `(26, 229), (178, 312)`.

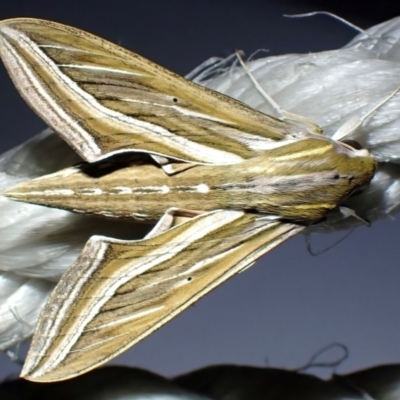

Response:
(21, 209), (302, 382)
(0, 18), (302, 165)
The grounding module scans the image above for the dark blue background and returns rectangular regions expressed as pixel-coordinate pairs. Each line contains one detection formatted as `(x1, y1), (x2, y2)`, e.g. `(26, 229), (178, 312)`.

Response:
(0, 0), (399, 381)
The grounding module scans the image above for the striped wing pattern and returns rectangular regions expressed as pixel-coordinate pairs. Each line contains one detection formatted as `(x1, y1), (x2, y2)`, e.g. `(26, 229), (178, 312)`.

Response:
(0, 18), (313, 383)
(22, 210), (302, 381)
(0, 18), (303, 164)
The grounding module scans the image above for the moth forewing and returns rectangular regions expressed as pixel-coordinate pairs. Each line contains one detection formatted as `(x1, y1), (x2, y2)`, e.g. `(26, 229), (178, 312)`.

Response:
(0, 18), (307, 166)
(21, 211), (302, 382)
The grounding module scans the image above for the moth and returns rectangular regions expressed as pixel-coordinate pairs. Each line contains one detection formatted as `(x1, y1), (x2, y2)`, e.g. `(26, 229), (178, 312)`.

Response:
(0, 18), (378, 382)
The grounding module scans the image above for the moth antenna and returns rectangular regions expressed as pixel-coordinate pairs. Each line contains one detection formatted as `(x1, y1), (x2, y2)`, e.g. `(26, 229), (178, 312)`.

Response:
(304, 208), (368, 256)
(332, 85), (400, 141)
(339, 206), (370, 226)
(304, 228), (355, 256)
(234, 51), (322, 134)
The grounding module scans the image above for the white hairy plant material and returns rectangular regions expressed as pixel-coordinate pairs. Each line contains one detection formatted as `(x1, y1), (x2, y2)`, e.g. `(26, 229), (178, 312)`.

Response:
(0, 17), (400, 350)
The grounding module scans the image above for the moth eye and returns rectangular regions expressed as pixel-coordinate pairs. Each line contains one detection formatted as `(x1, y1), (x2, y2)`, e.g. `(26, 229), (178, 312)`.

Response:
(173, 98), (178, 103)
(187, 277), (192, 281)
(334, 174), (340, 180)
(342, 139), (363, 150)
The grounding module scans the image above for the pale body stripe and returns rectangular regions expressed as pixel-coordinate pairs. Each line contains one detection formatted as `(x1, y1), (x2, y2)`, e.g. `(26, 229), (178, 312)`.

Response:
(79, 188), (103, 196)
(196, 184), (209, 193)
(20, 175), (331, 198)
(108, 185), (171, 195)
(131, 212), (149, 219)
(33, 210), (244, 376)
(98, 211), (116, 217)
(111, 186), (133, 194)
(16, 185), (210, 196)
(18, 189), (75, 196)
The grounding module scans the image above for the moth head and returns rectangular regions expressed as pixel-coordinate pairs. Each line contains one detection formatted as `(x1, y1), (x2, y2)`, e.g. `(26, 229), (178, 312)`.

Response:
(341, 139), (371, 158)
(331, 137), (374, 163)
(335, 139), (377, 197)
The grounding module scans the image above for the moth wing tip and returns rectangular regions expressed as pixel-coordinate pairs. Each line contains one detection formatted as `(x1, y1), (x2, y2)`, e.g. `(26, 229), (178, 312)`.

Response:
(19, 363), (40, 382)
(20, 364), (73, 383)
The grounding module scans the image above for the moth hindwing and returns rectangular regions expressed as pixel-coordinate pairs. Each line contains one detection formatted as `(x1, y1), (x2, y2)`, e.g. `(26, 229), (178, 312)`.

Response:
(0, 18), (376, 382)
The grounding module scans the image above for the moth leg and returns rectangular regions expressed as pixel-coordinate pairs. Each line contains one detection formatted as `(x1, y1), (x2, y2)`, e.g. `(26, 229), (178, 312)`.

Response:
(339, 206), (370, 226)
(332, 84), (400, 141)
(145, 207), (204, 238)
(162, 163), (196, 175)
(151, 154), (196, 176)
(150, 154), (169, 166)
(235, 51), (322, 134)
(237, 261), (256, 273)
